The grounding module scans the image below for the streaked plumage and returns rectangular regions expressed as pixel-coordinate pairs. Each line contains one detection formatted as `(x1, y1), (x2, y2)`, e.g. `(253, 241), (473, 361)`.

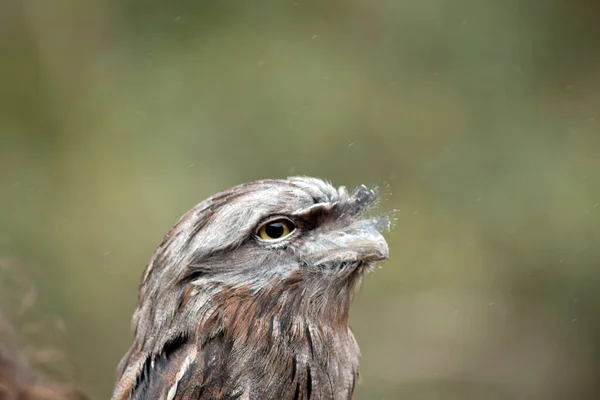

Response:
(113, 177), (390, 400)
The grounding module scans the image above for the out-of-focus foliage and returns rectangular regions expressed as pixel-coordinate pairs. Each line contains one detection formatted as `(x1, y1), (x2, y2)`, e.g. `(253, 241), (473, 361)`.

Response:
(1, 1), (599, 398)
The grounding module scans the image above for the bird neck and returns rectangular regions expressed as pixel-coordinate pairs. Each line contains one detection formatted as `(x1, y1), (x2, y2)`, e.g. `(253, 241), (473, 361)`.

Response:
(116, 276), (363, 399)
(196, 283), (361, 398)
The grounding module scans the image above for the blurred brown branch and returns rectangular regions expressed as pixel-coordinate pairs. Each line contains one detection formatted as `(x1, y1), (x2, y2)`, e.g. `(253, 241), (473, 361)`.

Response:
(0, 259), (87, 400)
(0, 310), (86, 400)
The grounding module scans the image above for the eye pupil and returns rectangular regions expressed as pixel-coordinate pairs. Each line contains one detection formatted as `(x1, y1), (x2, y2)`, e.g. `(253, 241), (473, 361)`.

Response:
(257, 218), (295, 241)
(265, 222), (285, 238)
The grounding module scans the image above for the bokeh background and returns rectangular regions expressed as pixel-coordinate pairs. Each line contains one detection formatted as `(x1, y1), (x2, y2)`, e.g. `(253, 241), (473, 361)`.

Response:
(1, 0), (600, 399)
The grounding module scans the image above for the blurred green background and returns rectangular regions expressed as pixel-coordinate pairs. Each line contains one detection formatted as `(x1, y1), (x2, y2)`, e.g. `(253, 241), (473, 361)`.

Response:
(1, 0), (600, 399)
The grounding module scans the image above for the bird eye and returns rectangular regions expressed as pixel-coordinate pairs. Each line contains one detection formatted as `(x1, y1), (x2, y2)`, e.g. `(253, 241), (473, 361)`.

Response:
(257, 218), (295, 241)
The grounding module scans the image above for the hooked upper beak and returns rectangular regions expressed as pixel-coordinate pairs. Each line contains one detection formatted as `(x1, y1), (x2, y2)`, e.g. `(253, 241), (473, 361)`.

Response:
(304, 224), (389, 268)
(330, 225), (389, 262)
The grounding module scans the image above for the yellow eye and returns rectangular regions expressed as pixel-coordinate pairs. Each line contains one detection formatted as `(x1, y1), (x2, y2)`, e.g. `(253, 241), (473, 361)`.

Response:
(257, 218), (295, 241)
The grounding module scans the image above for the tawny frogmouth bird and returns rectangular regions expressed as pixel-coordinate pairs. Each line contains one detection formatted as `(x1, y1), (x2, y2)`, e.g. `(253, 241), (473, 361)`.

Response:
(112, 177), (390, 399)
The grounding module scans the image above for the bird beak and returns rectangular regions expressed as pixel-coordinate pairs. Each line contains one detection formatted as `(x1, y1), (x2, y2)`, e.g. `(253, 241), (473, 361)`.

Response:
(334, 225), (390, 262)
(306, 225), (389, 268)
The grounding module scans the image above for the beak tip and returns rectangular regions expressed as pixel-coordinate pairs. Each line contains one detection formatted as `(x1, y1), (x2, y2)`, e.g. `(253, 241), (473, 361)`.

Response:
(362, 240), (389, 262)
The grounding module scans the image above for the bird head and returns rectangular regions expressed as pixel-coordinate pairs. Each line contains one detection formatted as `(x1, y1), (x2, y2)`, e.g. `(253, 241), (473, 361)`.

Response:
(139, 177), (387, 321)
